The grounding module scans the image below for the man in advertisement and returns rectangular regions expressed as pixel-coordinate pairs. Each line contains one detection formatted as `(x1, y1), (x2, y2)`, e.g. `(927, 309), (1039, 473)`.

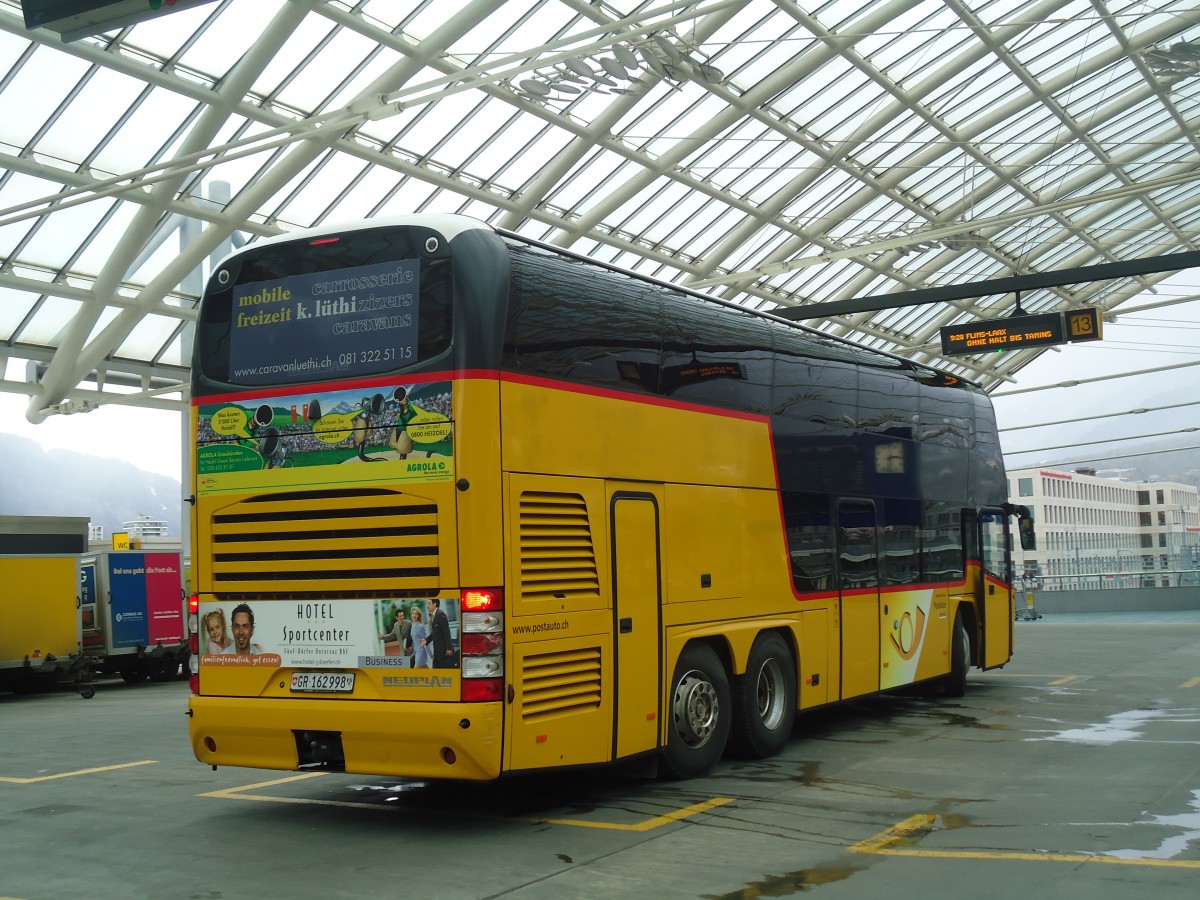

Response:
(378, 605), (414, 667)
(426, 598), (455, 668)
(224, 603), (265, 656)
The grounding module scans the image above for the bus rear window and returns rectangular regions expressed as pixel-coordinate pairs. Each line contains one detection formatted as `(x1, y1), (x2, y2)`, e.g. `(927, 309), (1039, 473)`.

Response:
(196, 227), (452, 387)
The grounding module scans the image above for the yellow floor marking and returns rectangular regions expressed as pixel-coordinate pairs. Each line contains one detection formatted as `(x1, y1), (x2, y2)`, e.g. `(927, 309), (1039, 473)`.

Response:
(198, 772), (332, 802)
(852, 815), (1200, 869)
(0, 760), (156, 784)
(1181, 677), (1200, 689)
(850, 814), (937, 852)
(1048, 675), (1083, 686)
(200, 772), (732, 830)
(534, 797), (733, 831)
(201, 772), (391, 811)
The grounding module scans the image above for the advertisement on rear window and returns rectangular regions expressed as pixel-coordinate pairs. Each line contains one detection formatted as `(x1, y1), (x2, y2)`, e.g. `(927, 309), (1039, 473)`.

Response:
(195, 380), (453, 494)
(228, 260), (420, 386)
(197, 598), (459, 672)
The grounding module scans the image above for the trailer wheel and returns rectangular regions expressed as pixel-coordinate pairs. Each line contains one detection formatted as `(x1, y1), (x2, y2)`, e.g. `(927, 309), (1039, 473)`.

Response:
(729, 632), (796, 759)
(148, 658), (174, 682)
(121, 668), (148, 685)
(661, 643), (731, 779)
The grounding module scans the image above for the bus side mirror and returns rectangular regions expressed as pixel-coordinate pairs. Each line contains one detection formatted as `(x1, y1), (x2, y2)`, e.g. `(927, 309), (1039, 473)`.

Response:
(1017, 509), (1036, 552)
(1003, 502), (1037, 551)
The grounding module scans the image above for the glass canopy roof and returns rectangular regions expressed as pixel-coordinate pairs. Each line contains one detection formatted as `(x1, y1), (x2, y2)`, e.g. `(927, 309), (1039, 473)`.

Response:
(1, 0), (1197, 423)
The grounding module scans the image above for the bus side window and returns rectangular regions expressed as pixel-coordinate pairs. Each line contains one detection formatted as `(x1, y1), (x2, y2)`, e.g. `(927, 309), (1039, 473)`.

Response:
(979, 510), (1009, 582)
(921, 502), (963, 583)
(783, 492), (835, 592)
(879, 498), (920, 585)
(837, 500), (879, 590)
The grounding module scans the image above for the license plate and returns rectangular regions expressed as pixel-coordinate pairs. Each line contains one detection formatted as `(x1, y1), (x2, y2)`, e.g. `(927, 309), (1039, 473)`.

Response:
(290, 672), (355, 693)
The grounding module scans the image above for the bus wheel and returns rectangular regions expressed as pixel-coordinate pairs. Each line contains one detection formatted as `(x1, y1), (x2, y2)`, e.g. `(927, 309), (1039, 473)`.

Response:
(943, 613), (970, 698)
(662, 643), (731, 779)
(729, 632), (796, 759)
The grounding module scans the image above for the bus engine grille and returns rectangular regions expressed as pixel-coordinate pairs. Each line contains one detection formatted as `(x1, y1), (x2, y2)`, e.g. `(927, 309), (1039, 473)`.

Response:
(207, 488), (438, 593)
(517, 491), (600, 603)
(519, 646), (603, 721)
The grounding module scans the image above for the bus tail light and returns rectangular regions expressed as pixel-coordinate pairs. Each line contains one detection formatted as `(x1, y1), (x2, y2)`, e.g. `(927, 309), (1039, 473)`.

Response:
(461, 678), (504, 702)
(460, 588), (503, 702)
(188, 594), (200, 695)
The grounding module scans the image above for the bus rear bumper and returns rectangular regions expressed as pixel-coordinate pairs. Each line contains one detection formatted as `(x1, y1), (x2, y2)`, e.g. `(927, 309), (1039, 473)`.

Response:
(188, 696), (504, 781)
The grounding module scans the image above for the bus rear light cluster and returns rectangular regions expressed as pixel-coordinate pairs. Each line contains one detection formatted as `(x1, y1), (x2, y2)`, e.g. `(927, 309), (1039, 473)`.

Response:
(459, 588), (503, 701)
(461, 632), (502, 655)
(461, 655), (503, 679)
(188, 594), (200, 694)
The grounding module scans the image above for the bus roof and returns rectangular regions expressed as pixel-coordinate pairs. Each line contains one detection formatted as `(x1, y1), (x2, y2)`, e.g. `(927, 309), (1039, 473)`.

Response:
(211, 214), (494, 270)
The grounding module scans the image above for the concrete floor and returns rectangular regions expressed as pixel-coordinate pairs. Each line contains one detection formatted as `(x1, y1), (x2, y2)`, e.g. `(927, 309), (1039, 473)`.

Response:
(2, 615), (1198, 899)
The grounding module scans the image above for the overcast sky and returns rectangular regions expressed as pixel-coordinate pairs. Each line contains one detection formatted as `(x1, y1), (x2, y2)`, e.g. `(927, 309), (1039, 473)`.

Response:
(991, 282), (1200, 474)
(0, 391), (185, 480)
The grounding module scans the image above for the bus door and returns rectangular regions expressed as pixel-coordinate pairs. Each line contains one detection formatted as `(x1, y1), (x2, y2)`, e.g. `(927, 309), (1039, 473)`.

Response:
(978, 508), (1014, 668)
(837, 500), (880, 698)
(610, 491), (663, 759)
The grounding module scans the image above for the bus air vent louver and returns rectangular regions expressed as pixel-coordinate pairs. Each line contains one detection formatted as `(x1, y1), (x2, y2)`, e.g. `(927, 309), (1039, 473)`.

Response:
(517, 491), (600, 602)
(520, 646), (603, 721)
(209, 488), (438, 591)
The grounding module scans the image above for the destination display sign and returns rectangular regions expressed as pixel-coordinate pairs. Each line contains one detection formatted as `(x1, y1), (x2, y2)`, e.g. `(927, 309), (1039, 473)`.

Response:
(1064, 306), (1103, 343)
(939, 307), (1102, 355)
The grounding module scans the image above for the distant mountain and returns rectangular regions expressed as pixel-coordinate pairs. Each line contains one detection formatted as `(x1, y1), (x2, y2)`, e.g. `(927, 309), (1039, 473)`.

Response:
(0, 434), (182, 536)
(1002, 382), (1200, 487)
(1070, 386), (1200, 485)
(1048, 444), (1200, 486)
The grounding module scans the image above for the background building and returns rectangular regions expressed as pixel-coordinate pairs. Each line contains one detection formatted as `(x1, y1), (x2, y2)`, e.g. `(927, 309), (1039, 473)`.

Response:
(1007, 466), (1200, 591)
(122, 515), (170, 539)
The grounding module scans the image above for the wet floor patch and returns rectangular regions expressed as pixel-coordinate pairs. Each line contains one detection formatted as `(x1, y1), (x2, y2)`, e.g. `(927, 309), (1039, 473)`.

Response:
(702, 860), (871, 898)
(1026, 707), (1200, 745)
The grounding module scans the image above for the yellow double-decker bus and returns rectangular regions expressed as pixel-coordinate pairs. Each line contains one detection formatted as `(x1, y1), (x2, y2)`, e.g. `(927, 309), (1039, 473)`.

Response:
(186, 215), (1034, 780)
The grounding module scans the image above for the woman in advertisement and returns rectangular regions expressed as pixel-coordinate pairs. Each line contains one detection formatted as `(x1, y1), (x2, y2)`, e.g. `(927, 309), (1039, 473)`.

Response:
(410, 607), (431, 669)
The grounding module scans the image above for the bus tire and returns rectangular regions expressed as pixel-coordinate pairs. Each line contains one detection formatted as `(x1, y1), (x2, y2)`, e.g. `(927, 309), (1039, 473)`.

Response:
(662, 643), (731, 779)
(943, 613), (970, 698)
(729, 632), (796, 759)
